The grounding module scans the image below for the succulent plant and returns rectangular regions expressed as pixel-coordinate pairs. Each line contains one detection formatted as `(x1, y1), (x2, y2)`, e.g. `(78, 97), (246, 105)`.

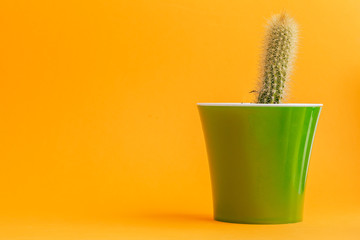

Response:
(256, 12), (298, 104)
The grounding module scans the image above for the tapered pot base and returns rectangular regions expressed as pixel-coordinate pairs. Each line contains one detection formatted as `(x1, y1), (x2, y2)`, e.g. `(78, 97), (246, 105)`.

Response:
(214, 217), (302, 225)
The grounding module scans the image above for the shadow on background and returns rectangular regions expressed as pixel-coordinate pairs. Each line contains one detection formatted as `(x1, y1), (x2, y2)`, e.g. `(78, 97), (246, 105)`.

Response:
(139, 212), (214, 223)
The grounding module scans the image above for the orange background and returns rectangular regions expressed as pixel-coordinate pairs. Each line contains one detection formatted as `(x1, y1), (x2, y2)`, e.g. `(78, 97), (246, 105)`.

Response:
(0, 0), (359, 239)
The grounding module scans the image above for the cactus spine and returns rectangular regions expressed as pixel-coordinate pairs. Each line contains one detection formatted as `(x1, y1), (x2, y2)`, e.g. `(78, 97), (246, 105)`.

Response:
(257, 12), (298, 104)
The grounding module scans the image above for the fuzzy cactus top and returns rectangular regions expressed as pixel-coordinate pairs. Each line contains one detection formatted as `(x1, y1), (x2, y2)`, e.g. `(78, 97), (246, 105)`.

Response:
(257, 12), (298, 104)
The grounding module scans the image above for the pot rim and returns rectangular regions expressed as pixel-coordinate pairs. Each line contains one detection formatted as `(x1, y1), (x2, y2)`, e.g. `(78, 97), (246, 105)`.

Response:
(197, 103), (323, 107)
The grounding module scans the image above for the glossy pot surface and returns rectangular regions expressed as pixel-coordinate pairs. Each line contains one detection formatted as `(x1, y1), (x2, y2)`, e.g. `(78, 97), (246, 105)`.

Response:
(198, 103), (322, 224)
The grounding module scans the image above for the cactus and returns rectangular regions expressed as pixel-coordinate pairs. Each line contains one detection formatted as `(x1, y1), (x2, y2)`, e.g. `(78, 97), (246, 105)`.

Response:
(257, 12), (298, 104)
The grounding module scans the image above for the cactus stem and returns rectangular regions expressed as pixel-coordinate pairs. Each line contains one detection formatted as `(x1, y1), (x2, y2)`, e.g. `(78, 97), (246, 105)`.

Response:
(256, 12), (298, 104)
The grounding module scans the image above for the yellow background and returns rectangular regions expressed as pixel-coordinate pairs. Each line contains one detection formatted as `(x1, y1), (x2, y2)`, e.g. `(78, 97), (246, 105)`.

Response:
(0, 0), (359, 239)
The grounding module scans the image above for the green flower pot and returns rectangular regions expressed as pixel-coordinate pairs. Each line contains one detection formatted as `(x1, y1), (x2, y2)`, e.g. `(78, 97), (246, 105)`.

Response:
(198, 103), (322, 224)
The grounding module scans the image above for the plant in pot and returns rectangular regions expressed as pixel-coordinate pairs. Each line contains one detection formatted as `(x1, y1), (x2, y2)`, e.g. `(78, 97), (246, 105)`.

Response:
(198, 12), (322, 224)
